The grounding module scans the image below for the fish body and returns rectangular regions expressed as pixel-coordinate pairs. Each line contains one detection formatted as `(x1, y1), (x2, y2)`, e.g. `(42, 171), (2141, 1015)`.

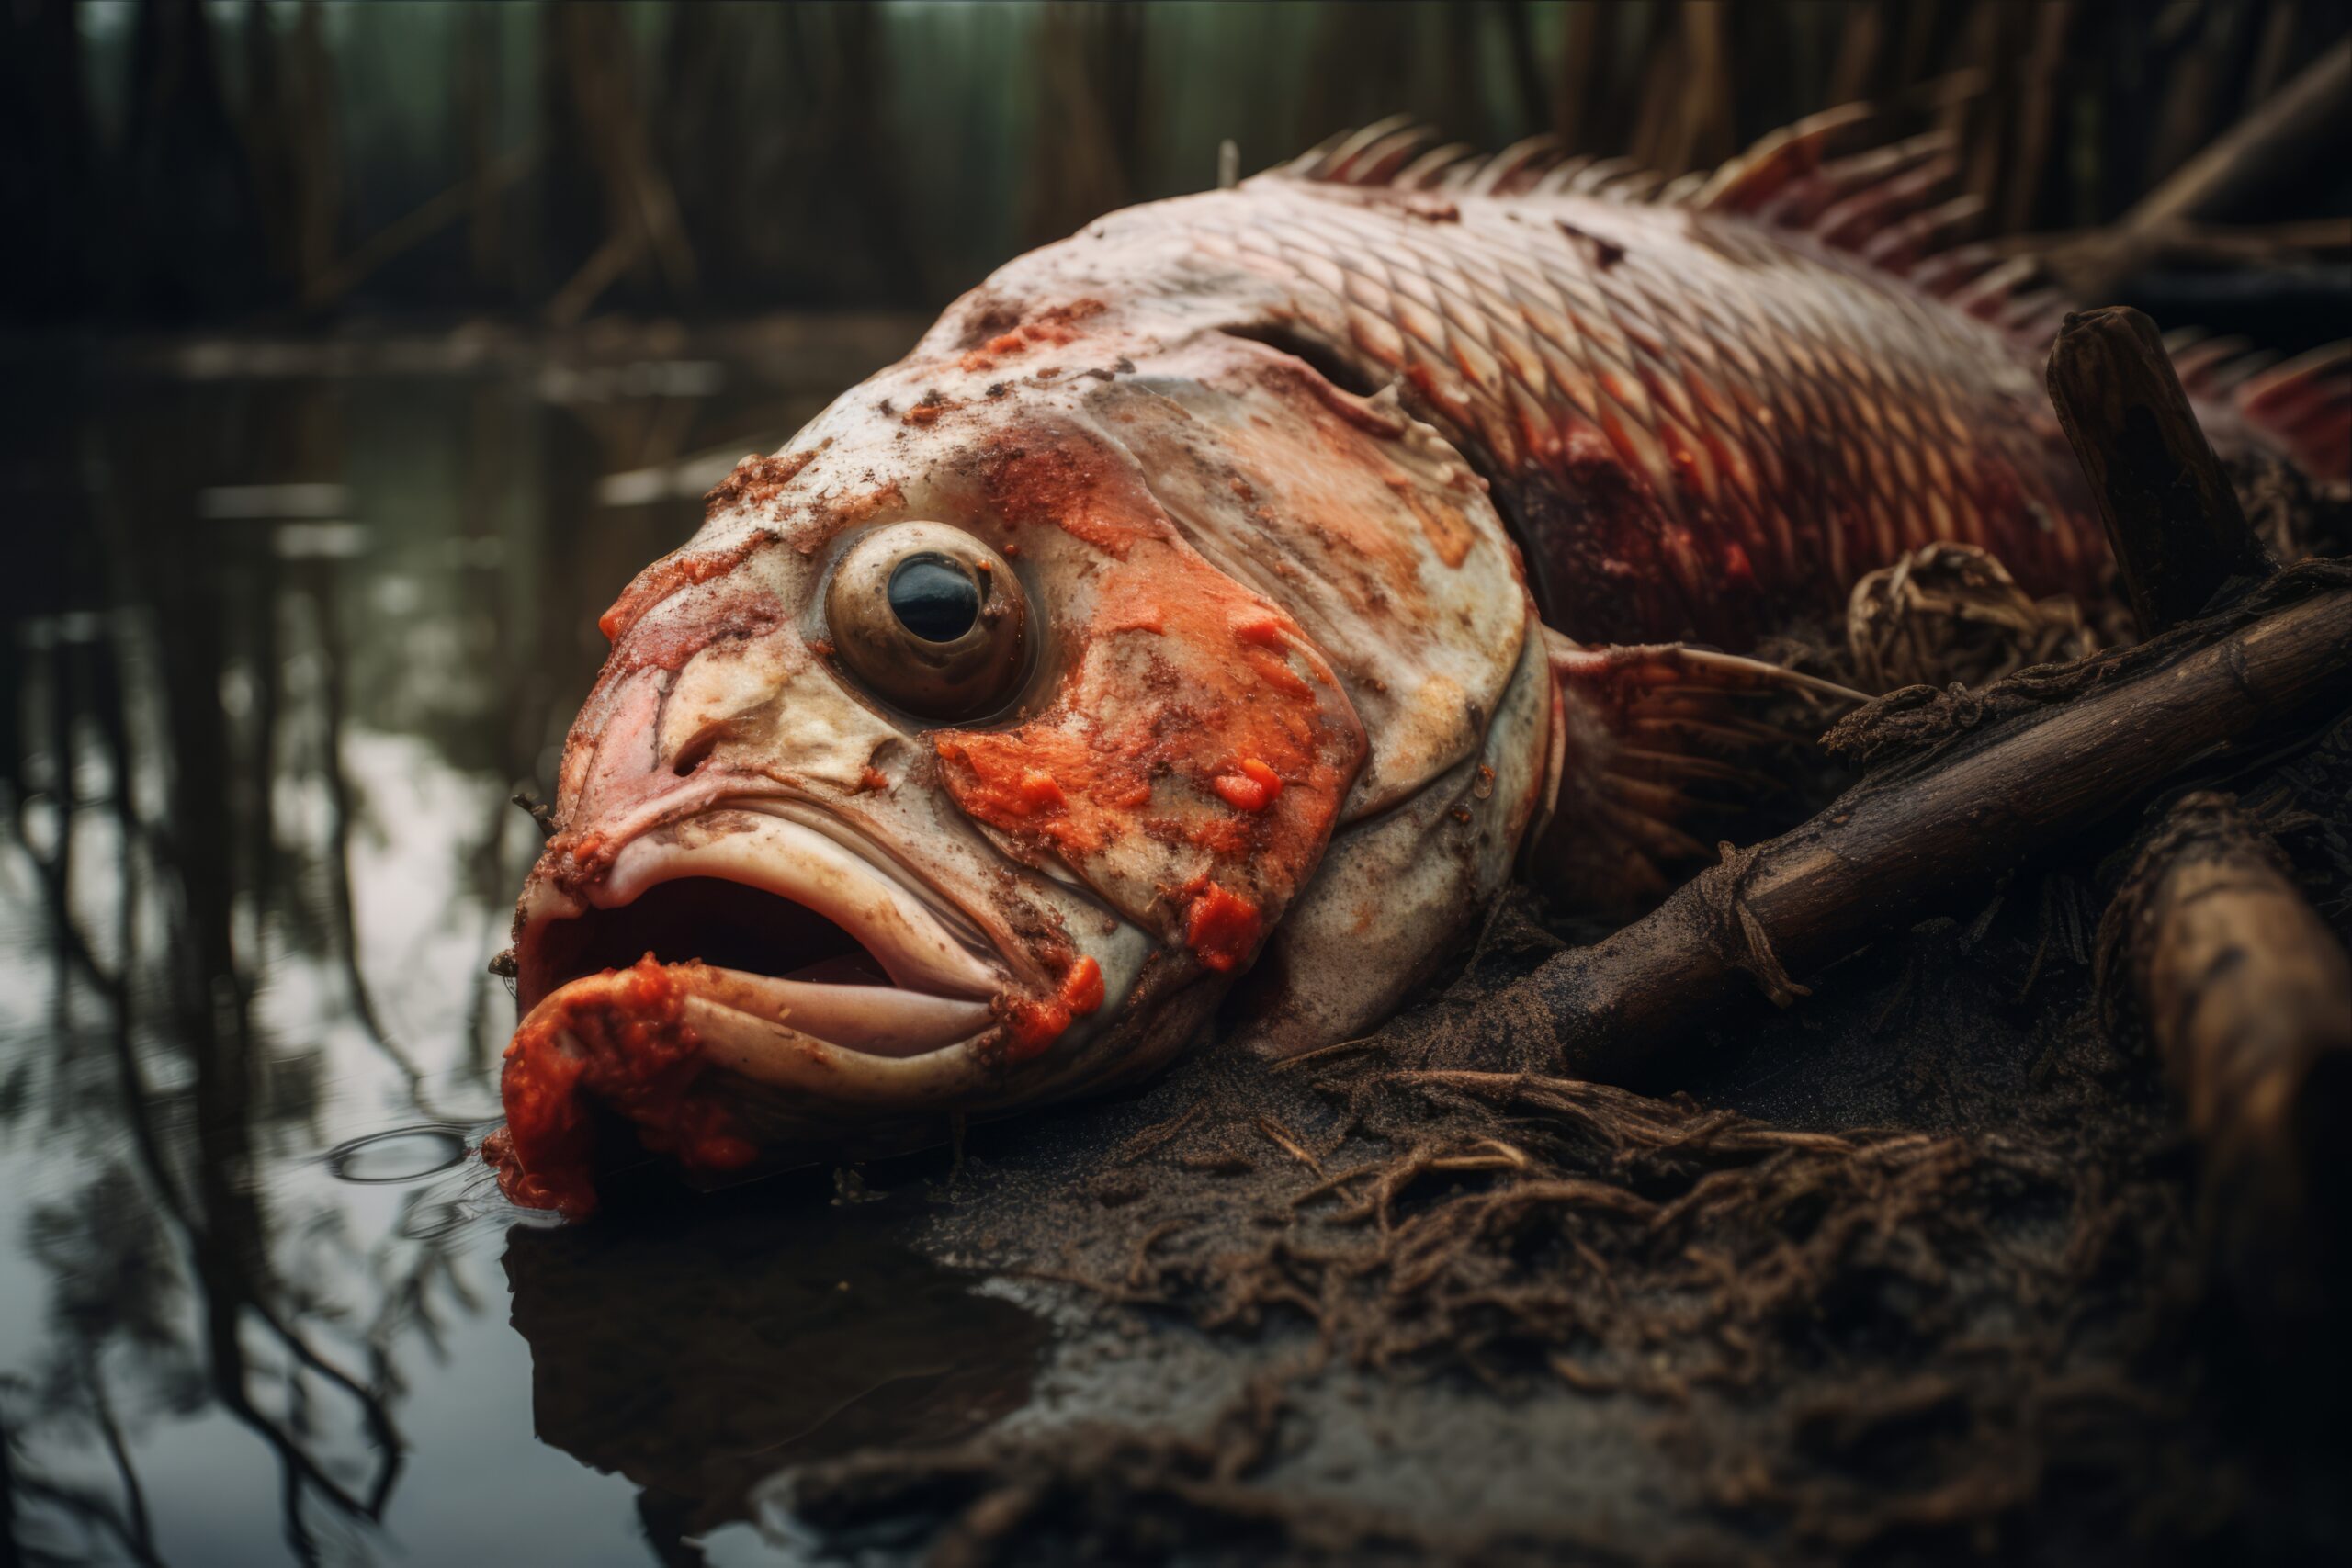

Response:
(495, 130), (2337, 1215)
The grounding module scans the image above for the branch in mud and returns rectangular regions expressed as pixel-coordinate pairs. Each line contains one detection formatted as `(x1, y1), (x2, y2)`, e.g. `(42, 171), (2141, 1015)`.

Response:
(2097, 790), (2352, 1334)
(1453, 560), (2352, 1086)
(2046, 305), (2271, 637)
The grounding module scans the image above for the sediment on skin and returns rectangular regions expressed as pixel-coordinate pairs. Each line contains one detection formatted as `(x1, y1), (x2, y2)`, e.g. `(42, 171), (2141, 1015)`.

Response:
(492, 956), (755, 1218)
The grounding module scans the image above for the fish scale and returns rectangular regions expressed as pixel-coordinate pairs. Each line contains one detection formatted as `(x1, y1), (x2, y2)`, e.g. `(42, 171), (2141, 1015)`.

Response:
(1169, 182), (2103, 645)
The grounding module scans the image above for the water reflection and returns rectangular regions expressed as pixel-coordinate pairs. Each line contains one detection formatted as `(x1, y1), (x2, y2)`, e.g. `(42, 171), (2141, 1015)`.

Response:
(0, 324), (1029, 1564)
(504, 1188), (1046, 1549)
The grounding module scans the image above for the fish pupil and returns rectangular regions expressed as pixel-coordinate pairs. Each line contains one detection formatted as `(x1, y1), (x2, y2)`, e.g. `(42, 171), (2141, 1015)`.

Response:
(887, 554), (981, 643)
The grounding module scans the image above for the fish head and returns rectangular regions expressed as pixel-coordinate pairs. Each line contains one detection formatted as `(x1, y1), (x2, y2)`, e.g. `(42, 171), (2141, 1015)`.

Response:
(501, 346), (1369, 1213)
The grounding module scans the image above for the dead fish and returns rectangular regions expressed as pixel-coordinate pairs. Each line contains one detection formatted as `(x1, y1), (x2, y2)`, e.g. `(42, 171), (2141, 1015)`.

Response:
(491, 112), (2349, 1216)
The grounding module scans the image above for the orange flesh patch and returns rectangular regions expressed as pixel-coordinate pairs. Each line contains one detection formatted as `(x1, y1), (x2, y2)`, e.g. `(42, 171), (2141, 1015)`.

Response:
(1210, 758), (1283, 813)
(934, 578), (1347, 864)
(610, 585), (785, 677)
(487, 955), (755, 1220)
(1002, 954), (1105, 1062)
(541, 827), (630, 902)
(933, 434), (1363, 975)
(1231, 615), (1288, 648)
(700, 447), (817, 517)
(597, 534), (771, 643)
(956, 300), (1105, 373)
(1182, 882), (1262, 973)
(1389, 473), (1477, 568)
(1241, 645), (1316, 699)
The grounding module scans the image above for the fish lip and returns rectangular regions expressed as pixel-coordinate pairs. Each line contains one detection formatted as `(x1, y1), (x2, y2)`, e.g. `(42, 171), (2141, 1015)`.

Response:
(723, 795), (1032, 985)
(514, 792), (1012, 1061)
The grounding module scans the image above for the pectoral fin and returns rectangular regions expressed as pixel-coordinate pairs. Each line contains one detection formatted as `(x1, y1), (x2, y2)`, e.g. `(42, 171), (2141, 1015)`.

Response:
(1532, 628), (1862, 919)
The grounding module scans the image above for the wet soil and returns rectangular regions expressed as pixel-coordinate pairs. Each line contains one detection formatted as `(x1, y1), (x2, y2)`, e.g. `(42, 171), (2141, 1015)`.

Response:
(746, 468), (2352, 1565)
(752, 848), (2345, 1565)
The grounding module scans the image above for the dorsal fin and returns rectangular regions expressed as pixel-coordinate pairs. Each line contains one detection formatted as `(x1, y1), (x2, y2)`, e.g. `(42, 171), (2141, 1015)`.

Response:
(1348, 122), (1445, 185)
(1859, 192), (1984, 272)
(1808, 142), (1963, 248)
(1393, 140), (1479, 189)
(1463, 133), (1572, 195)
(1751, 130), (1953, 228)
(1273, 73), (1986, 222)
(1273, 101), (2057, 355)
(1273, 80), (1996, 276)
(1283, 116), (1424, 183)
(1687, 102), (1874, 214)
(1278, 120), (1663, 202)
(1271, 102), (2349, 468)
(2159, 330), (2349, 481)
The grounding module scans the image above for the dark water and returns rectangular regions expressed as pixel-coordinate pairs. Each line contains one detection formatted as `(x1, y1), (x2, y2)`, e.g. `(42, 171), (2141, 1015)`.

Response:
(0, 323), (1048, 1565)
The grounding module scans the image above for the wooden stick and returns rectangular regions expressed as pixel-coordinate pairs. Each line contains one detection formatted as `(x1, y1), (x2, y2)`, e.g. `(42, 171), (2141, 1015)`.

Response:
(300, 141), (542, 311)
(1995, 217), (2352, 265)
(1463, 566), (2352, 1085)
(2047, 306), (2271, 637)
(2045, 39), (2352, 297)
(2120, 38), (2352, 233)
(2098, 791), (2352, 1328)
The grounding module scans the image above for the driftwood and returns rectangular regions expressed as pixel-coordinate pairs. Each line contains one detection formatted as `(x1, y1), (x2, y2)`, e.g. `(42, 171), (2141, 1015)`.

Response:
(1474, 561), (2352, 1084)
(2047, 306), (2272, 637)
(2098, 792), (2352, 1331)
(2054, 297), (2352, 1339)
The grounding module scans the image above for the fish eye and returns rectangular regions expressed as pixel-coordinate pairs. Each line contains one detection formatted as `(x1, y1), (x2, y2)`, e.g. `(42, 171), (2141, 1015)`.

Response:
(826, 523), (1029, 720)
(888, 554), (981, 642)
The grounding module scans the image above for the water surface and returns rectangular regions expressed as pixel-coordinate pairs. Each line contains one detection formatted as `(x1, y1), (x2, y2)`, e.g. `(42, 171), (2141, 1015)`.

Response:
(0, 323), (1044, 1565)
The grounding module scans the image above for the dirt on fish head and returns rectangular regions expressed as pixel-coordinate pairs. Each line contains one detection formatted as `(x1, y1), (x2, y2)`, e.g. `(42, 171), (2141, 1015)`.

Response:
(497, 323), (1370, 1214)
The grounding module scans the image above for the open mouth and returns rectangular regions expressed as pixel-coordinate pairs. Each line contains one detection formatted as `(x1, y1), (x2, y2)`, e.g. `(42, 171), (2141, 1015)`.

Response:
(494, 807), (1017, 1217)
(526, 874), (995, 1060)
(516, 807), (1006, 1063)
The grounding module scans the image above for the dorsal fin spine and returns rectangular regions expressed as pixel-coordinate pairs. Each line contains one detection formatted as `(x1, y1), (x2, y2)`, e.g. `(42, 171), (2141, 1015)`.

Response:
(1266, 96), (2338, 389)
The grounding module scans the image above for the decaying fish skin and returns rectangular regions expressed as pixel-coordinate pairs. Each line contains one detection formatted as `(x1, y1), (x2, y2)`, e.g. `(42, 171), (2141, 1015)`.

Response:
(494, 114), (2350, 1216)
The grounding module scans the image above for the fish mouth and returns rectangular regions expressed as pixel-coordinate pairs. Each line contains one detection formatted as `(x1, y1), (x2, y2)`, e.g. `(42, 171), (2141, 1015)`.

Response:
(498, 795), (1156, 1216)
(514, 803), (1009, 1074)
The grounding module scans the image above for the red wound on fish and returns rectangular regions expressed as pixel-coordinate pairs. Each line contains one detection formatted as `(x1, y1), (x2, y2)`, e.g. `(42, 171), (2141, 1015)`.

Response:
(489, 954), (754, 1220)
(958, 320), (1083, 375)
(1211, 758), (1283, 813)
(596, 534), (772, 644)
(1231, 614), (1288, 648)
(1182, 882), (1262, 973)
(930, 431), (1363, 980)
(1002, 955), (1106, 1062)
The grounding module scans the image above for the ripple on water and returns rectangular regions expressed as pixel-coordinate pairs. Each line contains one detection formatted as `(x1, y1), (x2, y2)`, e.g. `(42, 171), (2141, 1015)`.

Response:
(326, 1125), (475, 1183)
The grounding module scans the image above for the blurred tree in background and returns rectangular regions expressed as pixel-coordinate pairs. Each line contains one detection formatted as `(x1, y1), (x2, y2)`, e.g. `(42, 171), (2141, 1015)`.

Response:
(0, 0), (2346, 326)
